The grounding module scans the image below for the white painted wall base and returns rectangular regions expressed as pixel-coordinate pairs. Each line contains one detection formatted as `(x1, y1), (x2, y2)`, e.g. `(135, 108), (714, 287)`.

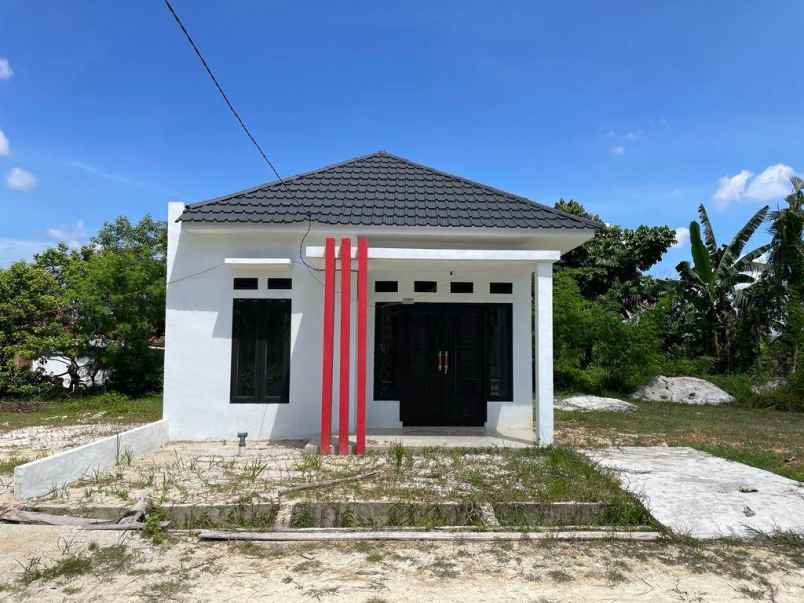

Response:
(14, 420), (169, 500)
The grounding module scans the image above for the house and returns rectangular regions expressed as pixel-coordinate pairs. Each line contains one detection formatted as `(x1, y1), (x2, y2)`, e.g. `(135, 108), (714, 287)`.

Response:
(163, 151), (597, 446)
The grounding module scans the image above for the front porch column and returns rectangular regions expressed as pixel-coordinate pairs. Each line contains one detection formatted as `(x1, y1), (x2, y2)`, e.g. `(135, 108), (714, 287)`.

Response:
(533, 261), (554, 445)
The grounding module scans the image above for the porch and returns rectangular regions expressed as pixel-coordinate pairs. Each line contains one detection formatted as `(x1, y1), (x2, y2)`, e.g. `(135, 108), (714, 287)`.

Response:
(352, 426), (538, 449)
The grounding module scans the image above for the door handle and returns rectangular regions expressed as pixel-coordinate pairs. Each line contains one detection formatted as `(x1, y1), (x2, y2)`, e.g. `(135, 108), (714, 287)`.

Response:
(444, 351), (449, 375)
(437, 351), (443, 374)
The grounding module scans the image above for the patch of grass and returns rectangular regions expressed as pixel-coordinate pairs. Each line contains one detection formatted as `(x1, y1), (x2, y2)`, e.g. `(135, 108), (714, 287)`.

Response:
(693, 443), (803, 482)
(142, 508), (168, 545)
(555, 399), (804, 481)
(17, 543), (137, 586)
(0, 392), (162, 433)
(0, 454), (32, 474)
(547, 569), (574, 583)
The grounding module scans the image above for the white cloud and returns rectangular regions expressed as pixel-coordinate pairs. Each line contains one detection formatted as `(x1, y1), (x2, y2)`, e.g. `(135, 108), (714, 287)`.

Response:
(609, 145), (625, 156)
(713, 169), (752, 207)
(625, 129), (643, 141)
(0, 58), (12, 80)
(672, 226), (690, 248)
(46, 220), (86, 248)
(744, 164), (796, 202)
(0, 129), (8, 156)
(6, 167), (37, 191)
(713, 164), (797, 207)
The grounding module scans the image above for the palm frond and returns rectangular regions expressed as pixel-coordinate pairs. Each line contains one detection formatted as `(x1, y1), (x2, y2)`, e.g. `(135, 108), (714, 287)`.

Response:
(731, 244), (771, 275)
(697, 203), (718, 254)
(724, 205), (769, 265)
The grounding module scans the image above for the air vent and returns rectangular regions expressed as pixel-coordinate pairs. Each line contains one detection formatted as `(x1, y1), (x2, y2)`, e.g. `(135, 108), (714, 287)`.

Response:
(450, 281), (473, 294)
(375, 281), (398, 293)
(490, 282), (513, 294)
(233, 278), (258, 290)
(414, 281), (437, 293)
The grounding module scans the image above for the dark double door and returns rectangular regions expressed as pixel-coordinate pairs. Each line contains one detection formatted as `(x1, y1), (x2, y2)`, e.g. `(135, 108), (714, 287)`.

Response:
(399, 304), (485, 426)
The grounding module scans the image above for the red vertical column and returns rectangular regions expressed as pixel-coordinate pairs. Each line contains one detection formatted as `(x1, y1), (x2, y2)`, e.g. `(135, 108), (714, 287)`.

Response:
(319, 237), (336, 454)
(338, 238), (352, 455)
(355, 238), (368, 455)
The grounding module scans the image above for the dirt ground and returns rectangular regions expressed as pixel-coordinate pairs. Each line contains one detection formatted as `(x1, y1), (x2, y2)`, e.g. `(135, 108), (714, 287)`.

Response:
(0, 524), (802, 602)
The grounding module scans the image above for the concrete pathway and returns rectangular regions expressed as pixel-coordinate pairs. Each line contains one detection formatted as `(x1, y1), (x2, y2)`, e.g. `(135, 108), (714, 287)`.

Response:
(584, 446), (804, 539)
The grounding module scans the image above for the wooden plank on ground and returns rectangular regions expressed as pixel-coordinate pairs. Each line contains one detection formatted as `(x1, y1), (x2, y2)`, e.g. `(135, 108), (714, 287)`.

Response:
(199, 529), (662, 542)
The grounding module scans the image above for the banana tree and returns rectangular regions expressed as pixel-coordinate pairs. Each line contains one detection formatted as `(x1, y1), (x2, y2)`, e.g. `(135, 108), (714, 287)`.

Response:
(676, 203), (770, 369)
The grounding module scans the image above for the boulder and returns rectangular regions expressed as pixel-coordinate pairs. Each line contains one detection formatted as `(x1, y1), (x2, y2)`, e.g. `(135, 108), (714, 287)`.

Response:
(751, 378), (786, 395)
(634, 376), (734, 405)
(555, 395), (637, 412)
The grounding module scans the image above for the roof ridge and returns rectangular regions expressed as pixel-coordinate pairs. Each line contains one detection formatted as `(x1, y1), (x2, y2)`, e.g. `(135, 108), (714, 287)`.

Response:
(377, 151), (602, 229)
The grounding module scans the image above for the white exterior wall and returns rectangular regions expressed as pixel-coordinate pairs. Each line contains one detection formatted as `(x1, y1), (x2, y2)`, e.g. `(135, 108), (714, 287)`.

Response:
(164, 202), (584, 441)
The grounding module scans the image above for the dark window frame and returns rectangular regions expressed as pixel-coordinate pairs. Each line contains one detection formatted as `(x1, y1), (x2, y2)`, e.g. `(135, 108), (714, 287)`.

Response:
(230, 298), (291, 404)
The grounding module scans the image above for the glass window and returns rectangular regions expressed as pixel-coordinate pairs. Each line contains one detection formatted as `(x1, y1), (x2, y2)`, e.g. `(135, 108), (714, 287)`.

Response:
(373, 302), (400, 400)
(267, 278), (292, 290)
(490, 282), (513, 294)
(450, 282), (473, 294)
(233, 277), (258, 290)
(375, 281), (398, 293)
(414, 281), (437, 293)
(486, 304), (513, 401)
(231, 299), (291, 403)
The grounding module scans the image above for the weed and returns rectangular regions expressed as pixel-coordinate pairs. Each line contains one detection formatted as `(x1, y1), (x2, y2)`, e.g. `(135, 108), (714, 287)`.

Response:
(0, 455), (32, 474)
(547, 569), (574, 583)
(142, 508), (168, 545)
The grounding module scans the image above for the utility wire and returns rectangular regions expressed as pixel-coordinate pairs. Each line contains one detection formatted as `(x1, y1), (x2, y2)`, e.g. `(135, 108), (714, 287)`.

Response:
(163, 0), (283, 183)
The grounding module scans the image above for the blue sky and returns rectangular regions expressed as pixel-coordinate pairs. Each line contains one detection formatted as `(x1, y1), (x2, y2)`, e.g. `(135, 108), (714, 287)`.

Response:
(1, 1), (802, 275)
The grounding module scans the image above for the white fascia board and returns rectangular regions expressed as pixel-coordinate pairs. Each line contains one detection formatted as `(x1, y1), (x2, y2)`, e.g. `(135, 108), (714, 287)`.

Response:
(224, 258), (292, 266)
(305, 247), (560, 262)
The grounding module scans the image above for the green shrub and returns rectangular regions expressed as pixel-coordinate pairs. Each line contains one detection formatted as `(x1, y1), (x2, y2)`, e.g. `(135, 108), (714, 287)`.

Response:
(553, 272), (662, 394)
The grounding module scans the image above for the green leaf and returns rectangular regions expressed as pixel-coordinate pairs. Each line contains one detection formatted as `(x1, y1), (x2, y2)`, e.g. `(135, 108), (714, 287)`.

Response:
(697, 204), (718, 254)
(689, 221), (714, 284)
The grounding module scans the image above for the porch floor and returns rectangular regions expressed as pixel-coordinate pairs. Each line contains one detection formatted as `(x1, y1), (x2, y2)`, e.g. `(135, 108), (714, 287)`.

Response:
(352, 426), (538, 449)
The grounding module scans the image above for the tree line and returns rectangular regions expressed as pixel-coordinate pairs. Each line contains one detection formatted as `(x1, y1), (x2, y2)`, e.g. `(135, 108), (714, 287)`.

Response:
(0, 181), (801, 408)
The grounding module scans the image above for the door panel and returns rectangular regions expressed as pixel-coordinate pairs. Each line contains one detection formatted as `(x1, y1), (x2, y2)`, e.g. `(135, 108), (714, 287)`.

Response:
(399, 305), (445, 425)
(446, 305), (485, 426)
(399, 303), (485, 427)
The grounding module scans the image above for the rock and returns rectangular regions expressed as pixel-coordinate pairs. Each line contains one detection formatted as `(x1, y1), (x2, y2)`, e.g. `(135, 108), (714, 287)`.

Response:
(302, 442), (320, 455)
(634, 376), (734, 405)
(555, 395), (637, 412)
(751, 378), (786, 395)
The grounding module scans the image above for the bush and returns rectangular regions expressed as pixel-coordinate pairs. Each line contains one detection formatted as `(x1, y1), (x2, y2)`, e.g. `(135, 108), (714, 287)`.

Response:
(553, 272), (662, 394)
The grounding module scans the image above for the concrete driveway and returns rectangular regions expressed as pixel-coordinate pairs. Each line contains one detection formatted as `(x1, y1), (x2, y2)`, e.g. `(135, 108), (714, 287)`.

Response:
(584, 446), (804, 539)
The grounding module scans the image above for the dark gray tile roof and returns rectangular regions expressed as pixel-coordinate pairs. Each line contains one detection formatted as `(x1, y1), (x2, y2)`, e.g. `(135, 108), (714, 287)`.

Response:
(179, 151), (600, 230)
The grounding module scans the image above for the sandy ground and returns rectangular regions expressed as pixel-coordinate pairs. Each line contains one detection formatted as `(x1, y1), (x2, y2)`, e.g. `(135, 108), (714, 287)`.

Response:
(0, 524), (802, 602)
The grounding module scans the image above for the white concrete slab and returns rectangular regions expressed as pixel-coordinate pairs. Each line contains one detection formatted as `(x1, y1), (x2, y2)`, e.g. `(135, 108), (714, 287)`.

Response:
(584, 446), (804, 539)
